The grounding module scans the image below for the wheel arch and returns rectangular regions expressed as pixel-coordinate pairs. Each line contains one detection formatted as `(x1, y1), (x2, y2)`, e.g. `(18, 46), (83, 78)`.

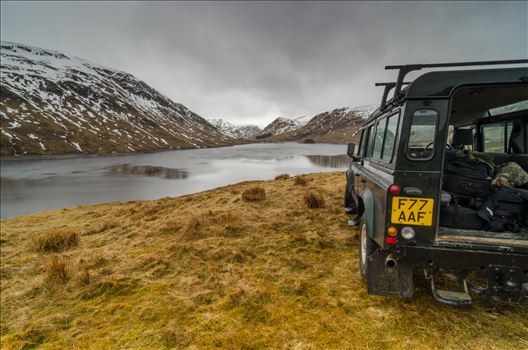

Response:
(358, 188), (375, 239)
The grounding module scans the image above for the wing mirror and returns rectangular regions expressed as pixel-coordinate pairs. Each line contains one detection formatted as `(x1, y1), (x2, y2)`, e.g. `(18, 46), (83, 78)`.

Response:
(347, 143), (361, 162)
(347, 143), (355, 157)
(347, 143), (360, 161)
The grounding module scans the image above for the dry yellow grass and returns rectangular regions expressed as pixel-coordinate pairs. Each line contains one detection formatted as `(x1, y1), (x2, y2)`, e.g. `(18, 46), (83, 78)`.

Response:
(44, 255), (71, 286)
(1, 171), (527, 349)
(274, 173), (290, 180)
(31, 229), (79, 253)
(304, 191), (326, 209)
(294, 175), (308, 186)
(241, 186), (267, 202)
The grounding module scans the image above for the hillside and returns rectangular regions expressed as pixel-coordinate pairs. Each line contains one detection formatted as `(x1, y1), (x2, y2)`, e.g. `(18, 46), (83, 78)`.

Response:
(259, 106), (376, 143)
(291, 105), (376, 143)
(207, 118), (261, 139)
(1, 172), (527, 349)
(0, 42), (234, 156)
(257, 116), (310, 138)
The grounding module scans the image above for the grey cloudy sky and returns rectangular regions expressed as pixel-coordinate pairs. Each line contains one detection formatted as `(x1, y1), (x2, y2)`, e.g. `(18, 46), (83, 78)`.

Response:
(1, 1), (527, 126)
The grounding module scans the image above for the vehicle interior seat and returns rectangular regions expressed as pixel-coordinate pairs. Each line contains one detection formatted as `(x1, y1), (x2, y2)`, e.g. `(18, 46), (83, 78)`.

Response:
(444, 128), (473, 163)
(451, 128), (473, 150)
(444, 127), (528, 172)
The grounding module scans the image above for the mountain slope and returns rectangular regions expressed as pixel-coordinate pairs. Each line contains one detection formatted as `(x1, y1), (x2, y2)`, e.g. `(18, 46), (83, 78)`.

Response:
(257, 115), (310, 138)
(0, 41), (233, 156)
(259, 105), (376, 143)
(290, 105), (376, 143)
(207, 118), (261, 139)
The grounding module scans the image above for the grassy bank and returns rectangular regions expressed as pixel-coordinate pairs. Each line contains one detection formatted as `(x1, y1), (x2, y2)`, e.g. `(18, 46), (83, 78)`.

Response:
(1, 172), (527, 349)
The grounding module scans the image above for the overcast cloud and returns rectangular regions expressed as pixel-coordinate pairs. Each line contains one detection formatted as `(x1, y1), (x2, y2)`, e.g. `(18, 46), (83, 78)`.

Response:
(1, 1), (526, 126)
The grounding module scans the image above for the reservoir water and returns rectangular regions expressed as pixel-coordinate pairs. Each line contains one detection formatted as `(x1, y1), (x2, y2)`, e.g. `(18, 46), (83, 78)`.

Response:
(1, 142), (350, 218)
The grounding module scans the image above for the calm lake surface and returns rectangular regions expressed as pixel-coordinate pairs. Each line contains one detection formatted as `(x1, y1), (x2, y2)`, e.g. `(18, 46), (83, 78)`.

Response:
(1, 142), (350, 218)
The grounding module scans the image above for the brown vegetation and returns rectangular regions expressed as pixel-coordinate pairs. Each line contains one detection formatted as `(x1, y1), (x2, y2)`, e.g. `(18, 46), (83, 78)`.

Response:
(294, 176), (308, 186)
(274, 173), (290, 180)
(1, 172), (527, 349)
(31, 229), (79, 253)
(241, 186), (266, 202)
(44, 255), (70, 286)
(304, 191), (326, 208)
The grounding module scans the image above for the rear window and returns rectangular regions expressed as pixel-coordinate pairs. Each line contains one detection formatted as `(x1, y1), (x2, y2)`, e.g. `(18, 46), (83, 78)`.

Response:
(407, 109), (438, 160)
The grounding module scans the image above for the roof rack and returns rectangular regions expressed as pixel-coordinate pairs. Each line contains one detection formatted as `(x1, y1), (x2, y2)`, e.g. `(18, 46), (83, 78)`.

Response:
(386, 59), (528, 96)
(375, 82), (410, 109)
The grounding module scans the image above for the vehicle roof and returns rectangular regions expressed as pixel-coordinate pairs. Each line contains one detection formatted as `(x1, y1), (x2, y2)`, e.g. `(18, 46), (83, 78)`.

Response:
(366, 66), (528, 123)
(406, 67), (527, 98)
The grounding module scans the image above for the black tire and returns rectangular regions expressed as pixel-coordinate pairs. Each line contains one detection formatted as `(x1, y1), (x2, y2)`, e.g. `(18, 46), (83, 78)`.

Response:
(359, 215), (378, 279)
(344, 186), (353, 208)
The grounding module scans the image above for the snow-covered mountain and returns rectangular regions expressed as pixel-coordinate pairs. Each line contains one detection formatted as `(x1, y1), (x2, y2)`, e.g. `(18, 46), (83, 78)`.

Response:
(259, 105), (377, 143)
(258, 115), (311, 137)
(294, 105), (377, 141)
(0, 41), (234, 156)
(207, 118), (261, 139)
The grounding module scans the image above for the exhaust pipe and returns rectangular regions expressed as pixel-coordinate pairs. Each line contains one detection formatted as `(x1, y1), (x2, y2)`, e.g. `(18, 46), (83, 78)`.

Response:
(385, 254), (398, 269)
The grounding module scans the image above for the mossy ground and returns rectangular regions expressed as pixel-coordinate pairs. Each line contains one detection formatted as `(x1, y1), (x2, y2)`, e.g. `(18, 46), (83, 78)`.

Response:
(1, 172), (527, 349)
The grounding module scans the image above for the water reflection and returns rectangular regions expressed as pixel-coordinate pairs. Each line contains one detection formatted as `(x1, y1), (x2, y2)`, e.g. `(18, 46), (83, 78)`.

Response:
(108, 164), (189, 179)
(305, 154), (351, 168)
(1, 142), (348, 218)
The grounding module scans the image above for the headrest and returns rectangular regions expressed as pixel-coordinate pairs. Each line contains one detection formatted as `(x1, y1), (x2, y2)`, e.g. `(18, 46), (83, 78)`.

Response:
(452, 129), (473, 146)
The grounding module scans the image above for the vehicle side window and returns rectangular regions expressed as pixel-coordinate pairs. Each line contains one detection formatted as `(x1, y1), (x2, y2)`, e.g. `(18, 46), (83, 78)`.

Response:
(372, 118), (387, 159)
(366, 125), (376, 157)
(481, 122), (513, 153)
(382, 114), (399, 161)
(407, 109), (438, 160)
(358, 129), (367, 156)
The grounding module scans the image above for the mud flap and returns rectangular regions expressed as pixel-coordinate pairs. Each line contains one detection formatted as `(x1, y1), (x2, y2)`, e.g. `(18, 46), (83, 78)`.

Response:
(366, 249), (413, 298)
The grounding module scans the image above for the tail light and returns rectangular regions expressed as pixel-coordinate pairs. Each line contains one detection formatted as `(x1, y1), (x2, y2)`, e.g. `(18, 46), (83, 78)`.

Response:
(389, 184), (401, 195)
(385, 237), (398, 244)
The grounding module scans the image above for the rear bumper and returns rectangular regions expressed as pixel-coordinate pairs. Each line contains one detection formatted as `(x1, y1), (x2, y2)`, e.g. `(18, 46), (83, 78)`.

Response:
(397, 245), (528, 300)
(397, 245), (528, 270)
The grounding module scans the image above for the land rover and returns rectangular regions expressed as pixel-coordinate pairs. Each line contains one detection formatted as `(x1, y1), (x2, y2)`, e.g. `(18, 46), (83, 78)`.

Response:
(345, 60), (528, 305)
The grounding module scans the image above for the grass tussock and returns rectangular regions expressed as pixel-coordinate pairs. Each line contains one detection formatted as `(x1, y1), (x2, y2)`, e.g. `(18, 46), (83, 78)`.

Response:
(241, 186), (266, 202)
(181, 216), (204, 240)
(1, 171), (527, 349)
(274, 173), (290, 180)
(31, 229), (79, 253)
(44, 255), (70, 286)
(76, 266), (91, 286)
(294, 176), (308, 186)
(304, 191), (326, 208)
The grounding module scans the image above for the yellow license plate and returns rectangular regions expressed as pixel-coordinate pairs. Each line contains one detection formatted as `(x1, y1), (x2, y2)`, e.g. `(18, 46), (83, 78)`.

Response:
(391, 197), (434, 226)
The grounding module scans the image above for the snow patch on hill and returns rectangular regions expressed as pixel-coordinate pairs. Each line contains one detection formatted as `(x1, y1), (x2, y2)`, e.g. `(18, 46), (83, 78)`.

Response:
(259, 115), (311, 136)
(0, 41), (233, 156)
(207, 118), (261, 139)
(258, 105), (377, 142)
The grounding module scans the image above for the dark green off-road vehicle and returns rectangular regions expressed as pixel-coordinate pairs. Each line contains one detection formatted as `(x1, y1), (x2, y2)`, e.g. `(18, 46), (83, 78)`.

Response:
(344, 60), (528, 305)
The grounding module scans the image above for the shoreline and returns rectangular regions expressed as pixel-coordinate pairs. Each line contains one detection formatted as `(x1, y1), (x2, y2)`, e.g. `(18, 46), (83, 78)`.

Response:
(0, 167), (349, 220)
(0, 140), (251, 162)
(0, 139), (348, 162)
